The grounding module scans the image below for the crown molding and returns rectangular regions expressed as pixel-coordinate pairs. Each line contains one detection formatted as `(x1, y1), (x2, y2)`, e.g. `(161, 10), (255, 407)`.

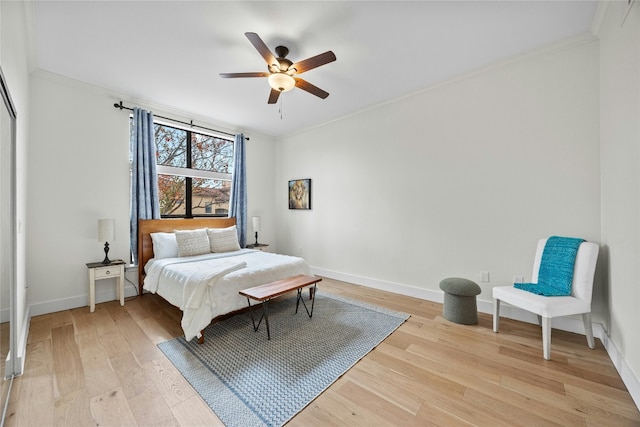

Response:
(30, 68), (273, 142)
(591, 0), (610, 35)
(281, 31), (599, 141)
(19, 0), (38, 74)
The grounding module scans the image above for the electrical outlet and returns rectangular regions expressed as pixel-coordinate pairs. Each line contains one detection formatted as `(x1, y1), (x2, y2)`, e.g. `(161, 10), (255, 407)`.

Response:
(481, 271), (490, 283)
(513, 275), (524, 284)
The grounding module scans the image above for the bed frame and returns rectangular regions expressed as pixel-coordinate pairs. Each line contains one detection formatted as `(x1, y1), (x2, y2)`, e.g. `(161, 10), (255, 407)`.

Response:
(137, 217), (236, 296)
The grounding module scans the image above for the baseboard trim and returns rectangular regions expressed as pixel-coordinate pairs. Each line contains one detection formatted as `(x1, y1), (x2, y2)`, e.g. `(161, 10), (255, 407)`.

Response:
(17, 306), (30, 375)
(29, 285), (139, 317)
(5, 305), (30, 378)
(311, 266), (640, 410)
(311, 267), (444, 303)
(600, 331), (640, 409)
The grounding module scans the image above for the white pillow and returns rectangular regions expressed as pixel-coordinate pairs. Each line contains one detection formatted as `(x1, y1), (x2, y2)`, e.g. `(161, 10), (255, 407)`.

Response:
(150, 232), (178, 259)
(175, 228), (211, 257)
(207, 226), (241, 253)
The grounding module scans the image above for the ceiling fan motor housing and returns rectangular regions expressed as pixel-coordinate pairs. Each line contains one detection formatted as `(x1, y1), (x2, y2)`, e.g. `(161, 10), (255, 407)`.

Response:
(273, 46), (293, 72)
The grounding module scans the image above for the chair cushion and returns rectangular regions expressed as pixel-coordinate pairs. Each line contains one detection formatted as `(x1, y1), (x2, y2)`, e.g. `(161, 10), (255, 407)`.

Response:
(493, 285), (590, 318)
(439, 277), (481, 296)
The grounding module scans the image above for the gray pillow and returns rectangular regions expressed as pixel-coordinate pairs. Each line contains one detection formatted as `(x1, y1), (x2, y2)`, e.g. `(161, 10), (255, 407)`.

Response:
(175, 228), (210, 257)
(207, 226), (241, 253)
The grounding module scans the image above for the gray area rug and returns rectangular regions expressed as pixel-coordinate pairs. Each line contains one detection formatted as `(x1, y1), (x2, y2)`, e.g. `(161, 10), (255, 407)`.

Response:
(158, 292), (409, 427)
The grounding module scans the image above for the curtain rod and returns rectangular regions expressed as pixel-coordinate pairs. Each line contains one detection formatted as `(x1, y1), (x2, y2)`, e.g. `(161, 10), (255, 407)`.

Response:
(113, 101), (248, 140)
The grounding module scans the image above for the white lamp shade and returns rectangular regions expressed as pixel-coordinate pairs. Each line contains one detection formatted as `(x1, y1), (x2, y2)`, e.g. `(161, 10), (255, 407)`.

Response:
(98, 219), (115, 242)
(252, 216), (262, 232)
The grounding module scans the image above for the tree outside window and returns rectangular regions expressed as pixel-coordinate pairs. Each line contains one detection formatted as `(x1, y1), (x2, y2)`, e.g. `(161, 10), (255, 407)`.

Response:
(153, 123), (233, 217)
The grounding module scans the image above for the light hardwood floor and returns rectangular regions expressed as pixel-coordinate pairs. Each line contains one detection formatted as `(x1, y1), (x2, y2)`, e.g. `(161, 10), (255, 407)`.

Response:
(4, 278), (640, 426)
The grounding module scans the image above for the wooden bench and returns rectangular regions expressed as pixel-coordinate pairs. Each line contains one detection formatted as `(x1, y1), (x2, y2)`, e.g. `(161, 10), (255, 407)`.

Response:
(239, 274), (322, 340)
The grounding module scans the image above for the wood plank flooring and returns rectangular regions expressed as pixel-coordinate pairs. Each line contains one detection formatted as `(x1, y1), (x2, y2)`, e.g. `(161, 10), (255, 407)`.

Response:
(4, 277), (640, 426)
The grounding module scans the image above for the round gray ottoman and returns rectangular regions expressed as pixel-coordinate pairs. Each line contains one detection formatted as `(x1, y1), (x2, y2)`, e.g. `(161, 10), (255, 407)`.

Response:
(439, 277), (482, 325)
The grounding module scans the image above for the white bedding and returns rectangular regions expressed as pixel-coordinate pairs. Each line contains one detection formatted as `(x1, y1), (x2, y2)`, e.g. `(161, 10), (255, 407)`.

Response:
(143, 249), (312, 341)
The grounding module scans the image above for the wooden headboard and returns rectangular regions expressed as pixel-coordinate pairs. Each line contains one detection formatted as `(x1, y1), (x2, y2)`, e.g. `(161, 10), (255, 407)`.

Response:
(137, 217), (237, 296)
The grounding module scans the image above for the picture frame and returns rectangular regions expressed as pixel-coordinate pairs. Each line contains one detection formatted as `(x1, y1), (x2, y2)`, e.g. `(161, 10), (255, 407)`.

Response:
(289, 179), (311, 210)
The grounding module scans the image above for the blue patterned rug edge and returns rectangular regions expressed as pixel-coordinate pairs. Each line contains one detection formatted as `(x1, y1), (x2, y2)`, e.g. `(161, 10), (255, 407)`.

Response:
(158, 292), (410, 427)
(279, 293), (408, 426)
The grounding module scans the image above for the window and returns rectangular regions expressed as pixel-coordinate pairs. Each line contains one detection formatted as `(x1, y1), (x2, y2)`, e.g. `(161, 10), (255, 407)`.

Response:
(153, 122), (234, 217)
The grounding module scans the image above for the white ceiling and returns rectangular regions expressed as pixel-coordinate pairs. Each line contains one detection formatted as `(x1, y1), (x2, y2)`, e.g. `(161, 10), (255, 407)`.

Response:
(31, 1), (599, 137)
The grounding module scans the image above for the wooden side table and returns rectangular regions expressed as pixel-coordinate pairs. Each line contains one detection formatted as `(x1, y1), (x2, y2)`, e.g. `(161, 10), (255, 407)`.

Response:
(246, 243), (270, 252)
(86, 260), (125, 313)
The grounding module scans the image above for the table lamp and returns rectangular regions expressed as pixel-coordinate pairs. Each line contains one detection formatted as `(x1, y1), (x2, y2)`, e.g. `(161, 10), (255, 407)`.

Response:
(98, 218), (115, 264)
(252, 216), (261, 245)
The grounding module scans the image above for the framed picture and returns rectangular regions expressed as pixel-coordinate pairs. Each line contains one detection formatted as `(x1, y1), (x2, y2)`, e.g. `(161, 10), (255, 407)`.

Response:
(289, 179), (311, 210)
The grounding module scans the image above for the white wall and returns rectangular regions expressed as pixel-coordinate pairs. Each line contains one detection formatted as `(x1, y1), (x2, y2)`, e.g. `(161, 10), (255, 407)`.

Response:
(598, 1), (640, 401)
(27, 71), (276, 314)
(246, 128), (277, 251)
(276, 37), (602, 318)
(1, 0), (32, 371)
(28, 72), (131, 312)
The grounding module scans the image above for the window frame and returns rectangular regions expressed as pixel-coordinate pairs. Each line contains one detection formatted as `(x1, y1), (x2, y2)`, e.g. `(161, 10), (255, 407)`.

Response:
(153, 119), (233, 218)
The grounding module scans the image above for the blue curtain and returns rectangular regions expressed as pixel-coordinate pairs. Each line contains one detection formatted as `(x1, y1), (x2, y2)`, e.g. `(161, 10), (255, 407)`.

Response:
(229, 133), (247, 247)
(130, 108), (160, 264)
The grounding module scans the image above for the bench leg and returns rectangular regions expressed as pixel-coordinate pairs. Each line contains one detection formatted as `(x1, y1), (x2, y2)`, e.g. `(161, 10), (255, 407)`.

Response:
(246, 297), (271, 340)
(263, 300), (271, 340)
(246, 297), (262, 331)
(296, 283), (317, 318)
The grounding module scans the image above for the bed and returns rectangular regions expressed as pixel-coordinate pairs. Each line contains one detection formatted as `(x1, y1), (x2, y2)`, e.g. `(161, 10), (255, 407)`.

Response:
(137, 218), (312, 341)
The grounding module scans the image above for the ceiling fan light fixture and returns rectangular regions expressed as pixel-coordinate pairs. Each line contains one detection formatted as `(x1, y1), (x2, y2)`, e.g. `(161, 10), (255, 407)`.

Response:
(268, 73), (295, 92)
(221, 33), (335, 103)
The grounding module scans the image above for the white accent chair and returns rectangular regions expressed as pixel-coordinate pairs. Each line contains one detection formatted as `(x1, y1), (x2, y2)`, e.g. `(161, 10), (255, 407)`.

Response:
(492, 238), (599, 360)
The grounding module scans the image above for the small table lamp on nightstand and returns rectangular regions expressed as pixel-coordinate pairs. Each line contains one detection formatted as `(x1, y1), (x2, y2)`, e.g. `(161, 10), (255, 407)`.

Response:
(98, 218), (115, 264)
(252, 216), (261, 245)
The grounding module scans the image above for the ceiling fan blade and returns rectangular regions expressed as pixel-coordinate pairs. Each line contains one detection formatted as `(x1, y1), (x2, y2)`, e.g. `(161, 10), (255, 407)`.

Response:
(291, 51), (336, 74)
(219, 72), (270, 78)
(268, 88), (281, 104)
(245, 32), (278, 67)
(294, 78), (329, 99)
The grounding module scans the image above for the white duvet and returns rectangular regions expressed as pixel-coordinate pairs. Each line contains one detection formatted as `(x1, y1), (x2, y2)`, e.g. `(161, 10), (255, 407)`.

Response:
(143, 249), (312, 341)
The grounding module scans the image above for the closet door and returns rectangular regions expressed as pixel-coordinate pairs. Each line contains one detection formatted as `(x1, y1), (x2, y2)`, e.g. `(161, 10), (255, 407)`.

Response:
(0, 64), (18, 419)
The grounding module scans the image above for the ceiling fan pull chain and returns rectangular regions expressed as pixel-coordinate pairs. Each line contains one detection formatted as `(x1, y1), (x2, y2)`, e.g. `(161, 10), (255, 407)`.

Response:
(279, 95), (283, 120)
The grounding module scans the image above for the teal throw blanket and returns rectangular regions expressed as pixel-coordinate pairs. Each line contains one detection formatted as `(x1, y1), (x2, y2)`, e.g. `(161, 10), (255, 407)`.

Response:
(514, 236), (584, 296)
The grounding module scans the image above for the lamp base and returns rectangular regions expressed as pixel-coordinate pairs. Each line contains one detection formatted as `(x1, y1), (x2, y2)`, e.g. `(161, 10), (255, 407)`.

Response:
(102, 242), (111, 265)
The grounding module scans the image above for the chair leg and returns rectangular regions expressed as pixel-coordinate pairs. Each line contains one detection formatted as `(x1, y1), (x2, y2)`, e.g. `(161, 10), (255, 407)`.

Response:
(582, 312), (595, 349)
(536, 315), (542, 327)
(541, 316), (551, 360)
(493, 299), (500, 332)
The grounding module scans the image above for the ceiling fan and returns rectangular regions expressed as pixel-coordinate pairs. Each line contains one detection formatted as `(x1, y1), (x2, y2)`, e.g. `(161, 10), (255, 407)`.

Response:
(220, 32), (337, 104)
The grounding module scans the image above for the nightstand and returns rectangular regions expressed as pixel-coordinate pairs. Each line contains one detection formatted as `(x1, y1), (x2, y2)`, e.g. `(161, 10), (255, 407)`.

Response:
(86, 260), (125, 313)
(246, 243), (270, 252)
